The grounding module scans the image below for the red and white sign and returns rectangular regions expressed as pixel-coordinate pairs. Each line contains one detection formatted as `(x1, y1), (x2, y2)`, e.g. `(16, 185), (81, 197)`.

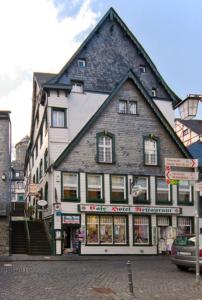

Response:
(165, 170), (199, 181)
(195, 182), (202, 192)
(165, 158), (198, 168)
(28, 184), (38, 195)
(63, 215), (80, 225)
(79, 204), (181, 215)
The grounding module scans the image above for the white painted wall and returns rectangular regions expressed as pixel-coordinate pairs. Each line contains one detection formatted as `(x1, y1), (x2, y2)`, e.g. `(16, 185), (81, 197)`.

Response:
(154, 100), (174, 127)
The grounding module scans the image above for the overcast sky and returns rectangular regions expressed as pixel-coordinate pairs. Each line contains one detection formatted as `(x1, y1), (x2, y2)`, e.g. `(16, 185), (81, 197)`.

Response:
(1, 0), (202, 150)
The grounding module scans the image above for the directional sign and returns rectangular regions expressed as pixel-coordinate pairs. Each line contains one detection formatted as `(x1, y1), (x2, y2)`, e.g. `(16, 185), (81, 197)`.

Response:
(165, 171), (199, 181)
(165, 158), (198, 168)
(195, 182), (202, 192)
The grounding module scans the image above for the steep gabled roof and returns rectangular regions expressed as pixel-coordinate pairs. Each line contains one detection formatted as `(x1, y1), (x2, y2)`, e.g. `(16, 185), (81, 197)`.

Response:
(53, 70), (191, 168)
(34, 72), (56, 88)
(175, 118), (202, 135)
(46, 7), (180, 106)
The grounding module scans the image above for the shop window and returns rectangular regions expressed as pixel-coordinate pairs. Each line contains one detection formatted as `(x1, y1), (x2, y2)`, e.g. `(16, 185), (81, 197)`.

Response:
(157, 216), (171, 226)
(62, 172), (79, 201)
(177, 217), (193, 235)
(156, 177), (172, 204)
(86, 215), (99, 244)
(133, 176), (150, 204)
(51, 108), (67, 128)
(111, 175), (127, 203)
(86, 174), (104, 202)
(134, 215), (150, 245)
(144, 136), (158, 166)
(100, 216), (113, 244)
(86, 215), (127, 245)
(96, 132), (115, 163)
(177, 180), (193, 205)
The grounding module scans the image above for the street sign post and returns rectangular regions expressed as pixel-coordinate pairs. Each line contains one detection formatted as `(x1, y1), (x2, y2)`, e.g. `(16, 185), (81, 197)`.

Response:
(165, 157), (199, 284)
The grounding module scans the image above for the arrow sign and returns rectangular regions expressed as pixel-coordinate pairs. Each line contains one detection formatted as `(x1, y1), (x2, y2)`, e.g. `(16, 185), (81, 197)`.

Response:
(165, 171), (199, 181)
(165, 158), (198, 168)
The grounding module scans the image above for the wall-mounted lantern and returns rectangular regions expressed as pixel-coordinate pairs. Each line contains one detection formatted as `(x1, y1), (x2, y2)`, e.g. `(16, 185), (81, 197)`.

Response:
(177, 94), (202, 120)
(1, 173), (6, 181)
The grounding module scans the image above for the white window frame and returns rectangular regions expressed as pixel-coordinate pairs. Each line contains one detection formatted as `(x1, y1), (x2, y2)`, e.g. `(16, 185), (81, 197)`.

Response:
(177, 217), (193, 235)
(134, 176), (149, 202)
(144, 138), (158, 165)
(71, 81), (83, 93)
(178, 180), (192, 203)
(111, 175), (127, 201)
(98, 135), (112, 163)
(152, 88), (157, 97)
(118, 99), (137, 115)
(156, 177), (171, 203)
(77, 59), (86, 68)
(52, 108), (66, 128)
(87, 174), (103, 200)
(134, 216), (150, 245)
(63, 173), (78, 200)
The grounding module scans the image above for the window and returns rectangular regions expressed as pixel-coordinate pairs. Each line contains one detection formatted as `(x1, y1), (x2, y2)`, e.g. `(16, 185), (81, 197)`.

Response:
(44, 182), (48, 204)
(71, 81), (83, 93)
(44, 149), (48, 171)
(17, 194), (24, 202)
(62, 173), (79, 201)
(178, 180), (192, 205)
(78, 59), (86, 68)
(118, 100), (137, 115)
(86, 215), (127, 245)
(156, 177), (171, 204)
(97, 132), (114, 163)
(139, 64), (146, 73)
(183, 129), (189, 136)
(52, 108), (66, 128)
(177, 217), (193, 235)
(35, 143), (38, 159)
(133, 176), (150, 203)
(87, 174), (103, 202)
(111, 175), (127, 203)
(152, 88), (157, 97)
(33, 175), (35, 184)
(134, 216), (150, 245)
(15, 172), (20, 178)
(40, 129), (43, 147)
(39, 159), (43, 179)
(144, 137), (158, 166)
(36, 168), (39, 184)
(32, 153), (34, 167)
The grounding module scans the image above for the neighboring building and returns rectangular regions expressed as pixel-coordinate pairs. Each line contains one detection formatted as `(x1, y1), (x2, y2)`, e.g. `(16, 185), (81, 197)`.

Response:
(25, 8), (194, 255)
(11, 136), (29, 216)
(0, 110), (11, 256)
(175, 118), (202, 147)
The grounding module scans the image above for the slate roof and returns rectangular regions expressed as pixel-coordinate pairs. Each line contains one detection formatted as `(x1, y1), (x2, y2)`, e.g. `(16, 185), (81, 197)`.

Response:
(188, 141), (202, 166)
(34, 72), (56, 87)
(53, 70), (191, 168)
(44, 7), (181, 106)
(175, 119), (202, 135)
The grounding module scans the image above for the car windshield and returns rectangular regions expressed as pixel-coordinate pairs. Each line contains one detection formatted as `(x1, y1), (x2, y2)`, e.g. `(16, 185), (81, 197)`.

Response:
(173, 235), (202, 246)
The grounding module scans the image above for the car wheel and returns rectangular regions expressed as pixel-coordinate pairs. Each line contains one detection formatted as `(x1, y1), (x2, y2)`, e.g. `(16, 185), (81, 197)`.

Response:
(176, 265), (188, 271)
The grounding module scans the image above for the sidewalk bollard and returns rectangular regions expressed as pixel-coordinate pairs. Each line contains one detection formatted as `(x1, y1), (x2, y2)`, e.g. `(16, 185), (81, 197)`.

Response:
(127, 260), (134, 295)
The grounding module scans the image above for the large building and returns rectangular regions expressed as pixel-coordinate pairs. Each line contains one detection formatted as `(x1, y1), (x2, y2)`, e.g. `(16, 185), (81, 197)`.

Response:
(0, 110), (11, 256)
(25, 8), (195, 255)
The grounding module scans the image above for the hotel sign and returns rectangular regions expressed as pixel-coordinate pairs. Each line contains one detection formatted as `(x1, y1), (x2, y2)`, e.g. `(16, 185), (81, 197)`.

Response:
(79, 205), (181, 215)
(63, 215), (80, 225)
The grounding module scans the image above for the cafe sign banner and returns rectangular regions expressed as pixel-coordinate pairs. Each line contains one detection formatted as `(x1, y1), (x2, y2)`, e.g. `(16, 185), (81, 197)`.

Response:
(79, 204), (181, 215)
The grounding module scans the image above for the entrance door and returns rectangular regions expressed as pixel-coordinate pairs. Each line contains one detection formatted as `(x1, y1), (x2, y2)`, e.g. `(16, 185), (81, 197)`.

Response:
(63, 227), (79, 253)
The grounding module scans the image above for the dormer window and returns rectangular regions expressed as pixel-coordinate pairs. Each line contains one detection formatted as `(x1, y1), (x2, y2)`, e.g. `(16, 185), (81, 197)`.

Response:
(139, 65), (146, 73)
(71, 80), (83, 93)
(152, 88), (157, 97)
(78, 59), (86, 68)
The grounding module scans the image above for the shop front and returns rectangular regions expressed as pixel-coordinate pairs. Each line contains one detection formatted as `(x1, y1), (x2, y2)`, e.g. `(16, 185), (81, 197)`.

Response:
(62, 214), (81, 254)
(79, 204), (186, 255)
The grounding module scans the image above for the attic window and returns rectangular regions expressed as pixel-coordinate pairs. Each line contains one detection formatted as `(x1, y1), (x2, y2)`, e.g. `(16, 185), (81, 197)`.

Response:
(71, 81), (84, 93)
(139, 65), (146, 73)
(78, 59), (86, 68)
(152, 88), (157, 97)
(183, 129), (189, 136)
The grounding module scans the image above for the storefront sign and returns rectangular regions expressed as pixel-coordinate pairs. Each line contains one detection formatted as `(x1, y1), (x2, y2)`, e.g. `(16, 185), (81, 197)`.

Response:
(63, 215), (80, 225)
(28, 184), (38, 195)
(79, 205), (181, 215)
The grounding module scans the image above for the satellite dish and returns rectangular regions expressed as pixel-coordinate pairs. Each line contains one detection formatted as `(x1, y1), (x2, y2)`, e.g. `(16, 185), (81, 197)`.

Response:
(38, 200), (47, 207)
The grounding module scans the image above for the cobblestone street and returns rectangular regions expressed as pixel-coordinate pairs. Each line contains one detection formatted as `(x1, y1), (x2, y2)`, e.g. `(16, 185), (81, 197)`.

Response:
(1, 256), (202, 300)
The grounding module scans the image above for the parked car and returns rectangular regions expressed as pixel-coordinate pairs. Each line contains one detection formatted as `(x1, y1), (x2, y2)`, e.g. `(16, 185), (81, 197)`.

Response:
(171, 234), (202, 271)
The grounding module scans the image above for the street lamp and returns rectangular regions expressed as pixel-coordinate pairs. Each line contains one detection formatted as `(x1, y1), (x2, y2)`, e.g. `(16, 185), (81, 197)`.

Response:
(177, 94), (202, 120)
